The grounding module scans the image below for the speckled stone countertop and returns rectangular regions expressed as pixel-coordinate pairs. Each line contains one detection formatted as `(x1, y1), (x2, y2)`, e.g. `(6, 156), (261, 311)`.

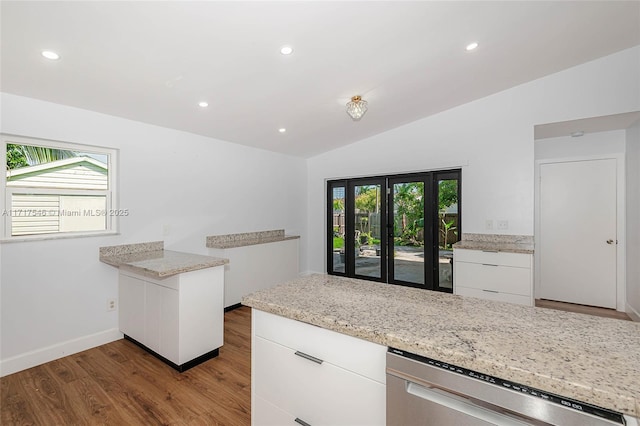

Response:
(453, 233), (534, 254)
(100, 241), (228, 279)
(206, 229), (300, 249)
(242, 274), (640, 417)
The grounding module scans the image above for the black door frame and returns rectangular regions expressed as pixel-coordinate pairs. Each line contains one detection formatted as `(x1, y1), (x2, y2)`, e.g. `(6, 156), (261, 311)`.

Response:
(387, 173), (434, 289)
(327, 180), (347, 277)
(347, 177), (387, 282)
(327, 169), (461, 292)
(431, 170), (462, 293)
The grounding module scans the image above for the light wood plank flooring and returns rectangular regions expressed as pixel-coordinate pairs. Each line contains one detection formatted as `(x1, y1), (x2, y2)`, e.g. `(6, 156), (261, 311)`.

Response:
(1, 307), (252, 426)
(535, 299), (632, 321)
(2, 301), (633, 425)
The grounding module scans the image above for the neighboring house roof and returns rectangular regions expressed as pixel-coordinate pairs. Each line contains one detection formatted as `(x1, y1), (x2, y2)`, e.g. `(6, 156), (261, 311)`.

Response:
(7, 156), (108, 190)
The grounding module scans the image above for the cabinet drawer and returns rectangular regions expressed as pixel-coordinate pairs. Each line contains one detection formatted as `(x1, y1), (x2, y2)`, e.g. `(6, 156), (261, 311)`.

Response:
(455, 261), (531, 295)
(253, 310), (386, 383)
(254, 336), (385, 426)
(456, 286), (532, 306)
(453, 249), (531, 268)
(254, 395), (294, 426)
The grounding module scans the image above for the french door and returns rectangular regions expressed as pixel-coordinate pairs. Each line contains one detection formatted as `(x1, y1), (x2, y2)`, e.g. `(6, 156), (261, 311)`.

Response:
(327, 170), (461, 292)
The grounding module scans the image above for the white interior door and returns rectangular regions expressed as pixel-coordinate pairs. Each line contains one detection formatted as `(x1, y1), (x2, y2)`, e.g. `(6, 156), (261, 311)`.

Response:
(539, 159), (617, 309)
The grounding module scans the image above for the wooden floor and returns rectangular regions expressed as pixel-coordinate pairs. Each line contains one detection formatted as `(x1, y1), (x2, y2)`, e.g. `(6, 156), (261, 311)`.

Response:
(1, 307), (252, 426)
(535, 299), (632, 321)
(2, 301), (634, 425)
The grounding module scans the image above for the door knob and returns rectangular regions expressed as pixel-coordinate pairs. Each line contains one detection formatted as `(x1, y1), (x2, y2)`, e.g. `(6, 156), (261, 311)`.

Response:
(606, 239), (614, 245)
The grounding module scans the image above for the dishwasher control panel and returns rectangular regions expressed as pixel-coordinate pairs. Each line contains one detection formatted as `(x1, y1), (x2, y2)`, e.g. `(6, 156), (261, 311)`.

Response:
(388, 348), (625, 425)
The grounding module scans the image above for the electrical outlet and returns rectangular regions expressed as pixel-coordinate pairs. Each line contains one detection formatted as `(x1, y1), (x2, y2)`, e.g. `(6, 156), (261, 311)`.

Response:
(485, 220), (493, 230)
(497, 220), (509, 230)
(107, 299), (117, 312)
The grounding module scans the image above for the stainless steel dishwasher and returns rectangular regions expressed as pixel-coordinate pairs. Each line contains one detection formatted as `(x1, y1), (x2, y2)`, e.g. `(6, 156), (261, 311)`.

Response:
(387, 348), (634, 426)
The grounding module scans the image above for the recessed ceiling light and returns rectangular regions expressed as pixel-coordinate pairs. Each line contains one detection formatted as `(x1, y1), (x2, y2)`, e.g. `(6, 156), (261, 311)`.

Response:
(280, 46), (293, 55)
(465, 42), (479, 51)
(278, 128), (287, 133)
(198, 101), (209, 108)
(41, 50), (60, 60)
(571, 131), (585, 137)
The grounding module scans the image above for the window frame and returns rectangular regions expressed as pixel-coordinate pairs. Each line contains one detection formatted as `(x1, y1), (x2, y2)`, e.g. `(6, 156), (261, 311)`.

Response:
(1, 133), (119, 241)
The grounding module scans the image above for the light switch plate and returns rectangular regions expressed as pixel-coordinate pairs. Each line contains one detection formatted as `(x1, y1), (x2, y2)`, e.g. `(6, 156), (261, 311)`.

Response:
(485, 220), (493, 230)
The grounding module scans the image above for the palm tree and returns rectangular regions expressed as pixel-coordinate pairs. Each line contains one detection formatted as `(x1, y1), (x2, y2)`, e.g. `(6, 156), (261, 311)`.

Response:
(6, 144), (76, 169)
(21, 145), (76, 165)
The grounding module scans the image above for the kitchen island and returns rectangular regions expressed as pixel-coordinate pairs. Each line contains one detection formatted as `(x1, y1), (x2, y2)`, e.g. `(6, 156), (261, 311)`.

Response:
(207, 229), (299, 309)
(100, 241), (229, 371)
(100, 241), (228, 278)
(242, 274), (640, 422)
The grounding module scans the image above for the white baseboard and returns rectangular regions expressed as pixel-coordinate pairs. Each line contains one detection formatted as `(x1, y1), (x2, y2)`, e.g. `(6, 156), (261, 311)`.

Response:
(0, 328), (123, 377)
(626, 303), (640, 322)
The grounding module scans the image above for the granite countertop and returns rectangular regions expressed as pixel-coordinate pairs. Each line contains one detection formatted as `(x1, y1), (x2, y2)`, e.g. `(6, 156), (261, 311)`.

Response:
(453, 240), (534, 253)
(242, 274), (640, 417)
(206, 229), (300, 249)
(100, 241), (228, 279)
(453, 233), (534, 254)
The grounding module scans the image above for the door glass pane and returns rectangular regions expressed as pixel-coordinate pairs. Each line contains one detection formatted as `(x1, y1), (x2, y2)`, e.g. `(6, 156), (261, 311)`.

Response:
(331, 186), (346, 273)
(438, 179), (459, 289)
(392, 182), (425, 284)
(354, 184), (381, 278)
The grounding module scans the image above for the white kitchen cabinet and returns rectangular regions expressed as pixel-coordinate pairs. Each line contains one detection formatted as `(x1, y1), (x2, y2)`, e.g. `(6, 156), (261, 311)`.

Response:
(118, 266), (224, 370)
(118, 273), (146, 344)
(208, 238), (299, 309)
(453, 248), (533, 306)
(254, 395), (294, 425)
(251, 309), (386, 426)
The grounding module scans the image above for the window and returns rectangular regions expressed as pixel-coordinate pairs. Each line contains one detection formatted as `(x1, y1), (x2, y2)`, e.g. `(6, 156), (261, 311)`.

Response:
(2, 134), (119, 240)
(327, 170), (461, 292)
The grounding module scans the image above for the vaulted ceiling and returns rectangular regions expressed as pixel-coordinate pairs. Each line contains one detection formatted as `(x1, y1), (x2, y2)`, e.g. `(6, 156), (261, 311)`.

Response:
(2, 1), (639, 157)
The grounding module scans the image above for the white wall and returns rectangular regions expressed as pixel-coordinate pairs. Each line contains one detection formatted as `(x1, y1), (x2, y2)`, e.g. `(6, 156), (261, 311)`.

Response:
(535, 130), (626, 160)
(306, 46), (640, 274)
(626, 120), (640, 320)
(0, 93), (308, 375)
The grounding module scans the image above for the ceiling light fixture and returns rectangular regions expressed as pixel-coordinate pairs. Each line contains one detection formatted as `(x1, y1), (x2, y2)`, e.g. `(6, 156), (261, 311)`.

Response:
(280, 46), (293, 55)
(346, 95), (368, 121)
(198, 101), (209, 108)
(41, 50), (60, 60)
(279, 128), (286, 133)
(466, 42), (479, 51)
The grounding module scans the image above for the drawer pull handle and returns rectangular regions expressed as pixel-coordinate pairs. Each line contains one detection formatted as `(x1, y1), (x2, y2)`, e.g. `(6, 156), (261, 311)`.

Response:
(294, 351), (323, 365)
(295, 418), (312, 426)
(481, 263), (499, 267)
(482, 289), (499, 293)
(482, 250), (499, 253)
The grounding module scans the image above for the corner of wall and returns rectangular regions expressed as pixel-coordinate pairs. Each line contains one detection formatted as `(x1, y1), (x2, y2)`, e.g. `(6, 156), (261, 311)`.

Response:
(625, 120), (640, 318)
(626, 302), (640, 322)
